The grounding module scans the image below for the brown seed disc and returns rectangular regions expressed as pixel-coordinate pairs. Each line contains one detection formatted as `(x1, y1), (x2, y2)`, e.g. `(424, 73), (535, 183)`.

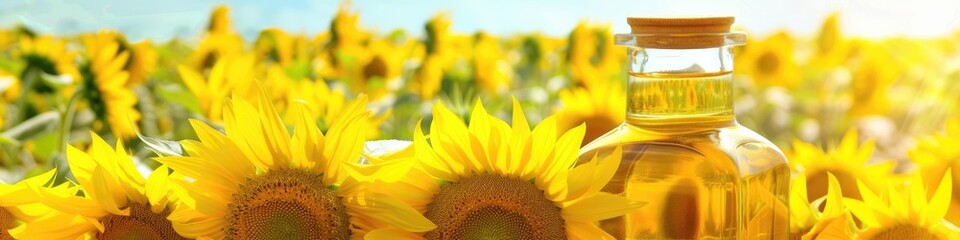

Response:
(224, 168), (350, 240)
(424, 174), (566, 240)
(0, 208), (14, 240)
(97, 203), (185, 240)
(869, 224), (941, 240)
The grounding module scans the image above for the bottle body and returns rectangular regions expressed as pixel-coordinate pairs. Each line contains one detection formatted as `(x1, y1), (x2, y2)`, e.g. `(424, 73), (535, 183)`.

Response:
(577, 51), (789, 238)
(578, 118), (789, 239)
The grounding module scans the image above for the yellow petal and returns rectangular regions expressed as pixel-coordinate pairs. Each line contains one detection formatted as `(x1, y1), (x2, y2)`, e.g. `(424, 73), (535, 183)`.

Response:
(31, 185), (106, 218)
(9, 213), (97, 240)
(90, 165), (129, 216)
(566, 221), (616, 240)
(145, 166), (171, 212)
(345, 193), (436, 232)
(155, 156), (239, 193)
(290, 101), (322, 170)
(540, 123), (584, 188)
(562, 192), (643, 222)
(822, 173), (844, 217)
(170, 213), (226, 239)
(323, 95), (369, 184)
(842, 199), (880, 227)
(186, 119), (256, 180)
(790, 173), (814, 225)
(414, 121), (460, 181)
(364, 227), (425, 240)
(927, 170), (952, 219)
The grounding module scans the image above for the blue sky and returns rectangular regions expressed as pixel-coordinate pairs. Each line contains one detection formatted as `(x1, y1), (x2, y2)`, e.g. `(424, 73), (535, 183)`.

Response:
(1, 0), (958, 42)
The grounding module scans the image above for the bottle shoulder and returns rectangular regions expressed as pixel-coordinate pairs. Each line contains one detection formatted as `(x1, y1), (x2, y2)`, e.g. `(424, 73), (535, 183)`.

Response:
(578, 122), (788, 176)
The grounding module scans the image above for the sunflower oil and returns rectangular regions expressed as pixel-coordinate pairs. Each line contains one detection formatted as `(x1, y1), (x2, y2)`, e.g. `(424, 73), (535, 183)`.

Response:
(576, 17), (789, 240)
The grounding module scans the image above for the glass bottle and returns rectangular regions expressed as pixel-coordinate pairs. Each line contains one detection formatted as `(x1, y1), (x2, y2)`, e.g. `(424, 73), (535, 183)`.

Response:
(577, 17), (789, 239)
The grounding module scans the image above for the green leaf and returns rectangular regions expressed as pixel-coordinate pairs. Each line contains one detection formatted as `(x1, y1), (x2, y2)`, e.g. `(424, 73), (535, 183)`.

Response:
(137, 131), (183, 157)
(156, 83), (202, 114)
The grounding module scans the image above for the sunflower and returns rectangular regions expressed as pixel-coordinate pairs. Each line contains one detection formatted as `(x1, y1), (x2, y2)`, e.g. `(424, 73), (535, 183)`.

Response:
(471, 32), (512, 94)
(158, 88), (434, 239)
(786, 129), (895, 202)
(13, 35), (80, 97)
(177, 54), (258, 122)
(807, 13), (852, 71)
(325, 2), (369, 82)
(79, 30), (142, 139)
(555, 80), (625, 146)
(735, 31), (802, 88)
(845, 172), (960, 239)
(357, 38), (406, 101)
(189, 5), (244, 70)
(12, 132), (187, 239)
(412, 13), (455, 99)
(126, 40), (158, 86)
(567, 21), (620, 89)
(849, 44), (898, 117)
(367, 99), (642, 239)
(909, 119), (960, 224)
(255, 28), (295, 66)
(788, 172), (857, 239)
(281, 74), (389, 139)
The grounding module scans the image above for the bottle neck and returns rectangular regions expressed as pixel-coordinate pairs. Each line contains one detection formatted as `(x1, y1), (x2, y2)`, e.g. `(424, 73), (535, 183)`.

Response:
(624, 46), (736, 127)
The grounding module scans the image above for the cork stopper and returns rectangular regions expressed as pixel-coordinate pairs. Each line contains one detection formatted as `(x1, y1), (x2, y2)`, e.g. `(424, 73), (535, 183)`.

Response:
(625, 16), (735, 49)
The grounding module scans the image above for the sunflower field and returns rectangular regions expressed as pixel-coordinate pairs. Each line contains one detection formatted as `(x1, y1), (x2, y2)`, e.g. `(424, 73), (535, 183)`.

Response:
(0, 2), (959, 239)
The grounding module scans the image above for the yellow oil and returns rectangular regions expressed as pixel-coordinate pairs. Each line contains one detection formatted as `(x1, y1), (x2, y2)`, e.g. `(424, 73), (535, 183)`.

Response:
(578, 72), (789, 240)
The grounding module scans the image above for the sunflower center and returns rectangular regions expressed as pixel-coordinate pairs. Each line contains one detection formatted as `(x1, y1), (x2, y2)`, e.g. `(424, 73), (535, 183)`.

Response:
(363, 55), (388, 80)
(79, 63), (108, 122)
(97, 203), (184, 240)
(424, 174), (566, 240)
(0, 208), (15, 240)
(225, 168), (350, 240)
(869, 225), (941, 240)
(757, 51), (781, 74)
(22, 55), (58, 93)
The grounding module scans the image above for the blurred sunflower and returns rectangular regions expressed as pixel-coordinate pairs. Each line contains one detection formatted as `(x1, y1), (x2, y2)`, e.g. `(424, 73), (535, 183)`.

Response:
(255, 28), (294, 66)
(567, 21), (620, 89)
(12, 133), (186, 239)
(786, 129), (895, 202)
(807, 13), (852, 71)
(158, 89), (433, 238)
(555, 80), (625, 146)
(357, 38), (407, 102)
(125, 40), (158, 86)
(471, 32), (512, 94)
(281, 74), (389, 139)
(177, 54), (257, 122)
(366, 100), (641, 239)
(324, 2), (369, 82)
(849, 44), (898, 117)
(845, 172), (959, 239)
(412, 13), (454, 99)
(13, 35), (80, 97)
(79, 31), (141, 139)
(909, 119), (960, 224)
(735, 31), (802, 88)
(189, 5), (244, 70)
(788, 172), (857, 239)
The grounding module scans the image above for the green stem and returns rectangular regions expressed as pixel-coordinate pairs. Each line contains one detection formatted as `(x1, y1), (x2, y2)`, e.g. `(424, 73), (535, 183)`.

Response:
(59, 86), (83, 153)
(12, 67), (39, 125)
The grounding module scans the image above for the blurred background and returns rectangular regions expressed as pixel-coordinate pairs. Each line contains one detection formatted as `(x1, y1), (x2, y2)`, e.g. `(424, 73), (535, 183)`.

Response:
(2, 0), (960, 226)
